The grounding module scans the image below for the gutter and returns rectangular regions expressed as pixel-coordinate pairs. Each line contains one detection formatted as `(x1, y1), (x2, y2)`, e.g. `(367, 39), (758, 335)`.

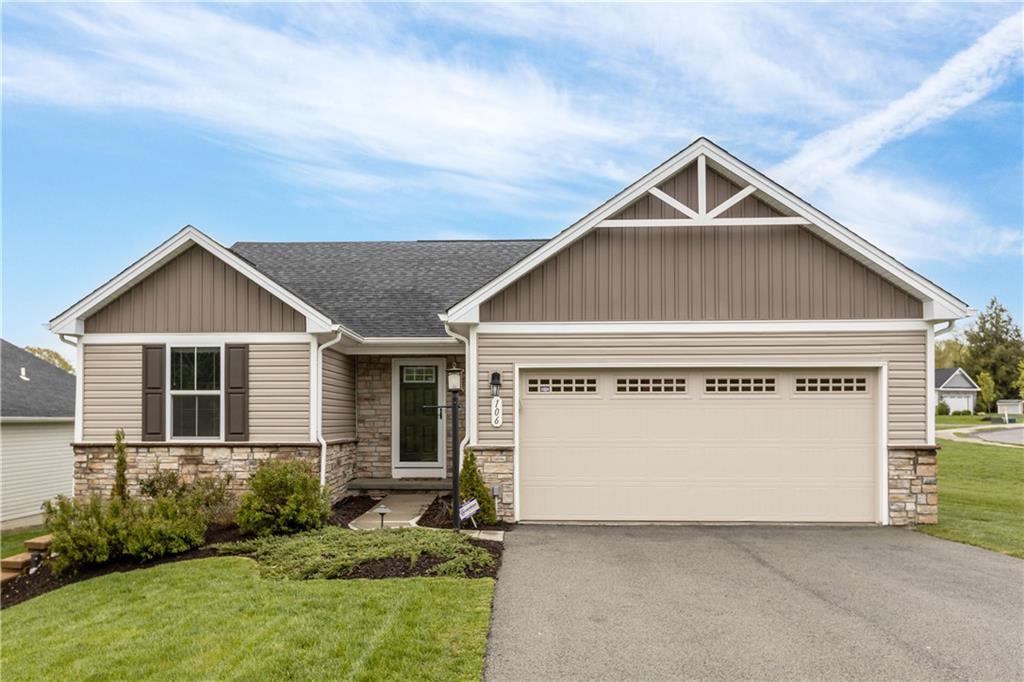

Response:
(934, 320), (956, 337)
(442, 320), (471, 468)
(315, 326), (347, 487)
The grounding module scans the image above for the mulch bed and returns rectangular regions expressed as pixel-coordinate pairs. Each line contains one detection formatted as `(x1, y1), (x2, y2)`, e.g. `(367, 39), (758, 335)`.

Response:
(1, 524), (244, 611)
(346, 540), (502, 580)
(328, 495), (379, 527)
(416, 494), (516, 532)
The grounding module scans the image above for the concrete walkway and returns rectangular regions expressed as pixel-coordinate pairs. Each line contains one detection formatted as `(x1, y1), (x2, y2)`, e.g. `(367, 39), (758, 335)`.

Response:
(348, 493), (434, 530)
(486, 525), (1024, 681)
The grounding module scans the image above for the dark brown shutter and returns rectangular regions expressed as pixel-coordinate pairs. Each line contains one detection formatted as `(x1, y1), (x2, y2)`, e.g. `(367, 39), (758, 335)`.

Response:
(224, 344), (249, 442)
(141, 345), (165, 441)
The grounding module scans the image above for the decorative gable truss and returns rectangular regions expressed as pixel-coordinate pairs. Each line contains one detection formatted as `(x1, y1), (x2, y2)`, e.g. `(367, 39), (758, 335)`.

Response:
(445, 138), (973, 325)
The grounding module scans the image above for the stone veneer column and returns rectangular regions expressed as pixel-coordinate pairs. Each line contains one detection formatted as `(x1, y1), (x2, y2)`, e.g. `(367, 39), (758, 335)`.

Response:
(471, 447), (515, 521)
(888, 446), (938, 525)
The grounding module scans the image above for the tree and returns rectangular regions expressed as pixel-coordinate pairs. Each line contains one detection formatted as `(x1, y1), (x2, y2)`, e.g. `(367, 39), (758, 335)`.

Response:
(976, 372), (996, 413)
(25, 346), (74, 374)
(961, 298), (1024, 402)
(934, 337), (965, 369)
(112, 428), (129, 502)
(1014, 359), (1024, 400)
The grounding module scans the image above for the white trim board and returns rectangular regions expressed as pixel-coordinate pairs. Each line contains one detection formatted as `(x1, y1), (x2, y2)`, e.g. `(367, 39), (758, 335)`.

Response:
(511, 360), (889, 525)
(446, 138), (972, 324)
(79, 332), (316, 345)
(49, 225), (338, 335)
(475, 320), (931, 335)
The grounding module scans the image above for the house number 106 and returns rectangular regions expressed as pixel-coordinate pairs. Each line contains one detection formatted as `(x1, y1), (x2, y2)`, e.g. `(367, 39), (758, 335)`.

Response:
(490, 396), (503, 427)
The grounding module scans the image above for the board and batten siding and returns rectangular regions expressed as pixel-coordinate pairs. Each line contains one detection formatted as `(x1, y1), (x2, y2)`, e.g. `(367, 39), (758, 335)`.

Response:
(1, 422), (75, 526)
(82, 344), (143, 441)
(321, 348), (356, 441)
(85, 245), (306, 333)
(475, 331), (928, 447)
(81, 343), (311, 443)
(248, 343), (311, 442)
(480, 226), (923, 322)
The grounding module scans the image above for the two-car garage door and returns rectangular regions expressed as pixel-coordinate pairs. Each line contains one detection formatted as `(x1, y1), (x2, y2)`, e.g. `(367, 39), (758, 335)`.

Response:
(518, 368), (878, 523)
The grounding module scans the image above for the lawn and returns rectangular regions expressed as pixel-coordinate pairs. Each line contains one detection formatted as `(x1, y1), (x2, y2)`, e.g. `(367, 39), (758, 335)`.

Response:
(935, 413), (998, 428)
(917, 438), (1024, 559)
(1, 557), (494, 681)
(2, 526), (45, 558)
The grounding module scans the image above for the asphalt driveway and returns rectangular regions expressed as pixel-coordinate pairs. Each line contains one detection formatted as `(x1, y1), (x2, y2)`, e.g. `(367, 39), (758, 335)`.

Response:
(486, 526), (1023, 681)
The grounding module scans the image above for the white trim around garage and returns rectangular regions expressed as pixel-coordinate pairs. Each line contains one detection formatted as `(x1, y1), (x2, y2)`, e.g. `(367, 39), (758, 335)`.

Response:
(511, 359), (890, 525)
(926, 325), (935, 446)
(476, 320), (932, 335)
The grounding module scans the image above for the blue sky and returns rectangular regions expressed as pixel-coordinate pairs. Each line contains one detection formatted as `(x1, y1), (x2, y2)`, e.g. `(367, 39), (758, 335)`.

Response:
(3, 3), (1022, 357)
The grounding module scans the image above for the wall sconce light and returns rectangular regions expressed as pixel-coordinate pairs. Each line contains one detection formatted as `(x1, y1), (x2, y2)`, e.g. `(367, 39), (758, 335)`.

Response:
(490, 371), (502, 397)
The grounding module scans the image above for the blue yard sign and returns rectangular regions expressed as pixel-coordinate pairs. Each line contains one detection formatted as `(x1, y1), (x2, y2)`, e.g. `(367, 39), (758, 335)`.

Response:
(459, 497), (480, 521)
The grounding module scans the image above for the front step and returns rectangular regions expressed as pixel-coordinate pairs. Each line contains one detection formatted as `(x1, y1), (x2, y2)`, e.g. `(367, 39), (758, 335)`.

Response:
(1, 552), (33, 572)
(24, 534), (53, 552)
(1, 570), (20, 586)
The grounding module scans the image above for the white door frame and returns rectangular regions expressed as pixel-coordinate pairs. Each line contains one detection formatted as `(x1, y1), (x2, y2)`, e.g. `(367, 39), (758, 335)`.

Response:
(391, 357), (447, 479)
(513, 360), (889, 524)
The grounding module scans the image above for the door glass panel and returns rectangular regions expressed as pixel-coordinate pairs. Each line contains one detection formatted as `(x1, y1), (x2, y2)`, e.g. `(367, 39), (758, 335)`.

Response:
(399, 366), (439, 464)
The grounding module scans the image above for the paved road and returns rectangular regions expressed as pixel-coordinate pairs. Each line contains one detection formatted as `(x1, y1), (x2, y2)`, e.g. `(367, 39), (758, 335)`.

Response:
(486, 526), (1023, 681)
(978, 427), (1024, 446)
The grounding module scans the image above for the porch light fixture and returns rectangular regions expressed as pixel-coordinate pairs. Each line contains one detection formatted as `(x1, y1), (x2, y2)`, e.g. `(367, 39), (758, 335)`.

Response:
(490, 371), (502, 397)
(446, 367), (463, 393)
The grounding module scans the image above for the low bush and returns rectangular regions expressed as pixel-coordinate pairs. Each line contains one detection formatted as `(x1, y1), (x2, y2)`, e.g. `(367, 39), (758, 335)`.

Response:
(460, 450), (497, 525)
(42, 496), (121, 573)
(236, 460), (328, 537)
(119, 496), (208, 561)
(936, 400), (950, 416)
(215, 527), (493, 579)
(951, 410), (973, 416)
(138, 472), (235, 526)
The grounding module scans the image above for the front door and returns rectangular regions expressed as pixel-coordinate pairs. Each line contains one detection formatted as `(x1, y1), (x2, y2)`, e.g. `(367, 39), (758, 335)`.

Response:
(393, 360), (444, 475)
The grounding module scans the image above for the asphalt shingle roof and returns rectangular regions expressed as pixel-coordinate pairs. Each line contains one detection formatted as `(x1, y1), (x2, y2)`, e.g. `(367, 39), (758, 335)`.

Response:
(1, 340), (75, 418)
(230, 240), (546, 337)
(934, 368), (959, 387)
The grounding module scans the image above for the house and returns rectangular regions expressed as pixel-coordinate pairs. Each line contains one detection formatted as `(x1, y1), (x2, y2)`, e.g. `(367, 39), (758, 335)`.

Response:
(1, 340), (76, 529)
(934, 368), (979, 413)
(49, 138), (972, 526)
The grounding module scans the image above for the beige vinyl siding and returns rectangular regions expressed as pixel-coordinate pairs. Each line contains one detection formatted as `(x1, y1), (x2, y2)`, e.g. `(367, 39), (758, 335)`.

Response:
(82, 344), (143, 441)
(480, 226), (923, 322)
(85, 245), (306, 333)
(475, 331), (927, 447)
(249, 343), (311, 442)
(1, 422), (75, 524)
(321, 348), (355, 441)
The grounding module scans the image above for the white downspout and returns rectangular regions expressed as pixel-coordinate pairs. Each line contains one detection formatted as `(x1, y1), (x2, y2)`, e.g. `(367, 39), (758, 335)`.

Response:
(58, 333), (83, 496)
(316, 326), (346, 487)
(443, 321), (471, 467)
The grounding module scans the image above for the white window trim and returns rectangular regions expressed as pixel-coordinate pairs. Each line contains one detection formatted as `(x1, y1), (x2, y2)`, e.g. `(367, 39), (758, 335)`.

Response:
(166, 343), (225, 442)
(510, 361), (890, 526)
(390, 357), (447, 479)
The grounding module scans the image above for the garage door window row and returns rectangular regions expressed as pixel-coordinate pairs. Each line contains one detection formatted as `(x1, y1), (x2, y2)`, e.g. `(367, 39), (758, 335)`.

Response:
(615, 377), (687, 394)
(527, 377), (598, 394)
(795, 377), (867, 393)
(704, 377), (776, 393)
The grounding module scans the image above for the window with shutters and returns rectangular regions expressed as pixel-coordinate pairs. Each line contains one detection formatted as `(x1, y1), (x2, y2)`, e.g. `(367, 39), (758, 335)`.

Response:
(170, 347), (222, 438)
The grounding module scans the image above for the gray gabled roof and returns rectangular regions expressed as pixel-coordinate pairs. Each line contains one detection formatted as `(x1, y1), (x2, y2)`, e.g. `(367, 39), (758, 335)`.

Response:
(935, 367), (979, 390)
(1, 340), (75, 418)
(230, 240), (545, 337)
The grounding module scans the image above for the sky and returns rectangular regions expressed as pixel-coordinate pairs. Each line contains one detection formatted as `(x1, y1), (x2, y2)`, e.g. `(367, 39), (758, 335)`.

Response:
(3, 2), (1022, 359)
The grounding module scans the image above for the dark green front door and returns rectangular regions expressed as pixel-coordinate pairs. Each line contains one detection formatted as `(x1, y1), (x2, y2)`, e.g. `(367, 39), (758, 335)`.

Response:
(398, 365), (440, 465)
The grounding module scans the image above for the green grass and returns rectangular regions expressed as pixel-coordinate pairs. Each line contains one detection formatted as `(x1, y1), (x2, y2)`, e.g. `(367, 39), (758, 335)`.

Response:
(216, 527), (493, 578)
(1, 557), (494, 681)
(1, 526), (45, 558)
(935, 413), (997, 428)
(917, 438), (1024, 558)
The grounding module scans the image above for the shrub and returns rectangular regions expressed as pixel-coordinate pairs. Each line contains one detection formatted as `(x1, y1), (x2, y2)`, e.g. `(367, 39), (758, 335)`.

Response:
(43, 495), (121, 574)
(936, 400), (950, 416)
(139, 472), (235, 526)
(119, 496), (208, 561)
(459, 450), (497, 525)
(236, 460), (328, 536)
(951, 410), (972, 416)
(112, 428), (129, 502)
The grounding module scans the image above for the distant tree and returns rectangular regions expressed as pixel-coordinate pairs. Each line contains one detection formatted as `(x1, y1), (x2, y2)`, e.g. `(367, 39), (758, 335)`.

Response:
(934, 337), (965, 369)
(961, 298), (1024, 401)
(976, 372), (996, 413)
(25, 346), (74, 374)
(1014, 359), (1024, 400)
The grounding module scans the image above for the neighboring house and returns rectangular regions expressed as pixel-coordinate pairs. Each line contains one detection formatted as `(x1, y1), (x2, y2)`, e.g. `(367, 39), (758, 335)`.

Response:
(934, 368), (979, 413)
(996, 399), (1023, 415)
(49, 138), (972, 527)
(1, 340), (76, 529)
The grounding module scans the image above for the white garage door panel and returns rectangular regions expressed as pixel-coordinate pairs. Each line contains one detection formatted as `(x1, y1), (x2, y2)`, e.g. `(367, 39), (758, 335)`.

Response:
(519, 369), (877, 522)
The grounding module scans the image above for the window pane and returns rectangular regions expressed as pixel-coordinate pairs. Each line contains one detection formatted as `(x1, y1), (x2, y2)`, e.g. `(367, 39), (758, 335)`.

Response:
(172, 395), (197, 437)
(196, 348), (220, 390)
(171, 348), (195, 391)
(197, 395), (220, 437)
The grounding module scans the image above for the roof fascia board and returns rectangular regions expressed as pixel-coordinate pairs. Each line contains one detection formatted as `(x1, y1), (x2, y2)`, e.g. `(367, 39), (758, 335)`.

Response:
(447, 138), (971, 323)
(49, 226), (336, 335)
